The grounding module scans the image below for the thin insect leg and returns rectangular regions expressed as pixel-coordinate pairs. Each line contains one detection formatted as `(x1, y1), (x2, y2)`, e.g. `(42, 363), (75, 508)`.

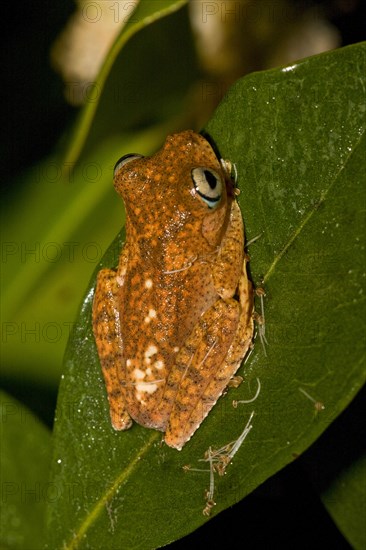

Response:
(194, 412), (256, 512)
(207, 448), (215, 502)
(163, 256), (198, 274)
(120, 379), (165, 388)
(232, 162), (238, 183)
(298, 387), (325, 411)
(245, 233), (263, 247)
(164, 248), (219, 274)
(298, 387), (317, 402)
(198, 432), (235, 462)
(232, 378), (261, 408)
(193, 247), (220, 268)
(226, 410), (255, 463)
(178, 338), (216, 395)
(198, 443), (232, 464)
(183, 467), (211, 472)
(197, 338), (217, 369)
(256, 325), (267, 356)
(199, 411), (255, 476)
(257, 289), (268, 345)
(253, 287), (268, 356)
(202, 447), (216, 516)
(180, 351), (194, 381)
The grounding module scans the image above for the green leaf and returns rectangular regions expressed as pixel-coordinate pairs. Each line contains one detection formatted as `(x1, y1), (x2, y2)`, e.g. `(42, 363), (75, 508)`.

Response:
(0, 391), (51, 550)
(47, 43), (366, 548)
(322, 457), (366, 550)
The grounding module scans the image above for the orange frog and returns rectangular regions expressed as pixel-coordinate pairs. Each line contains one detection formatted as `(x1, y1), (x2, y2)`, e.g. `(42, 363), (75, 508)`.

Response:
(92, 130), (254, 450)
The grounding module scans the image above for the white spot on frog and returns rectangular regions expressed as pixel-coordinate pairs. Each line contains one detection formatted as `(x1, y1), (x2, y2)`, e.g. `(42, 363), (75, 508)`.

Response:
(136, 392), (146, 404)
(145, 344), (158, 358)
(136, 382), (158, 394)
(154, 360), (164, 370)
(144, 344), (158, 365)
(144, 308), (157, 324)
(145, 278), (153, 289)
(133, 368), (145, 380)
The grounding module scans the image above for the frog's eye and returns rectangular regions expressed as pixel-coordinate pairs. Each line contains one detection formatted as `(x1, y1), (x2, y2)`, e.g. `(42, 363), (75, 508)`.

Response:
(191, 167), (223, 208)
(114, 154), (144, 176)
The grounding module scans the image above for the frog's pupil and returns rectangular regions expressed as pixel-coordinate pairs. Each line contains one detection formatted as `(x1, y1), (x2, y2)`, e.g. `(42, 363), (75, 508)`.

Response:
(204, 170), (217, 189)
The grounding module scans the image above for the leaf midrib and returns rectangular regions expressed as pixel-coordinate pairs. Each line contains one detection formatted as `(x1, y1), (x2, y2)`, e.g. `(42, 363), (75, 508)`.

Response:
(63, 431), (159, 550)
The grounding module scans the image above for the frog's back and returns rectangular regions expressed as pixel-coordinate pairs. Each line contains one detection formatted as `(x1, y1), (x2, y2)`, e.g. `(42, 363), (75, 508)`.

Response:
(119, 252), (218, 430)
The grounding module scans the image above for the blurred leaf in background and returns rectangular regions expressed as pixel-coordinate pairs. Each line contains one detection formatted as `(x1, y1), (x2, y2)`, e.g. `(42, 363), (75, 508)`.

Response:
(0, 391), (51, 550)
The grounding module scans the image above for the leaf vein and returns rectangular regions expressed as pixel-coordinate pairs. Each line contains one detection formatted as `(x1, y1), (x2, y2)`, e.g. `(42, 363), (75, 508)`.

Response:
(64, 432), (159, 549)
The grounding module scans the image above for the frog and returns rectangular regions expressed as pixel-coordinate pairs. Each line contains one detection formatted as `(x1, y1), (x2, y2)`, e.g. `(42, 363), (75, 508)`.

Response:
(92, 130), (254, 450)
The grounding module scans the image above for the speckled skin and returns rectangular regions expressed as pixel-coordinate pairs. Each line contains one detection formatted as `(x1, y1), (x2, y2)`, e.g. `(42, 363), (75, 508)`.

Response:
(92, 131), (254, 450)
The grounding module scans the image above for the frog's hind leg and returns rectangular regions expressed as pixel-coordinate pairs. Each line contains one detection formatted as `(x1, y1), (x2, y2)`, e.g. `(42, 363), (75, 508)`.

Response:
(92, 268), (132, 431)
(163, 299), (238, 449)
(180, 280), (254, 445)
(164, 265), (254, 450)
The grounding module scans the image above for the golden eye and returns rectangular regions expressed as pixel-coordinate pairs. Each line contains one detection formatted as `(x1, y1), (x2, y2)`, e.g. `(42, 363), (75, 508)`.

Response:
(191, 167), (223, 208)
(114, 154), (144, 176)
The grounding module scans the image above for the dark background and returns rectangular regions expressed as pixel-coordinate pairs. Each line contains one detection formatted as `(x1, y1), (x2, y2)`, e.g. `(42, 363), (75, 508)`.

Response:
(1, 1), (365, 186)
(1, 1), (365, 548)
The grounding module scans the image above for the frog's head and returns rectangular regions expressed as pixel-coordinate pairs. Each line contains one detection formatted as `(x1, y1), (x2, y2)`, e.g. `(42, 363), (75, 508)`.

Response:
(113, 131), (235, 245)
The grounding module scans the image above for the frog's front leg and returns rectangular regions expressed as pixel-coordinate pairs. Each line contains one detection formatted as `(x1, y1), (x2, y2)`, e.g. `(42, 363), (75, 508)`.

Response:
(92, 255), (132, 431)
(213, 200), (244, 299)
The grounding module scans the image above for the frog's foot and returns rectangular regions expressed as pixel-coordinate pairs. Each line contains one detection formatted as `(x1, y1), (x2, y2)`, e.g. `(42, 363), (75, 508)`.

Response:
(109, 395), (133, 430)
(92, 268), (133, 431)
